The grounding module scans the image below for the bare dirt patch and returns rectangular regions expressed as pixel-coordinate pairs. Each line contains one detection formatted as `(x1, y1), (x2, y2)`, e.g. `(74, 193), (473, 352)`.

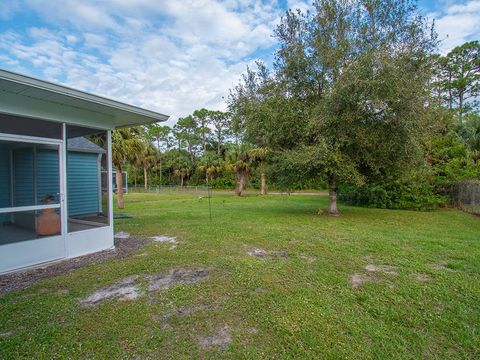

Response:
(0, 236), (148, 296)
(351, 263), (398, 289)
(415, 273), (431, 282)
(299, 254), (317, 263)
(0, 331), (13, 338)
(176, 304), (210, 316)
(429, 263), (458, 273)
(198, 326), (231, 350)
(246, 247), (288, 259)
(351, 273), (385, 289)
(80, 268), (210, 306)
(114, 232), (130, 239)
(79, 276), (142, 306)
(351, 274), (364, 289)
(151, 235), (177, 243)
(249, 287), (268, 296)
(148, 268), (210, 291)
(365, 264), (398, 276)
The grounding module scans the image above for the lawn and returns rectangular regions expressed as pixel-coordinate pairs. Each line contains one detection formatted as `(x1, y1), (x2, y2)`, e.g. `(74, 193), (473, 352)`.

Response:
(1, 193), (479, 359)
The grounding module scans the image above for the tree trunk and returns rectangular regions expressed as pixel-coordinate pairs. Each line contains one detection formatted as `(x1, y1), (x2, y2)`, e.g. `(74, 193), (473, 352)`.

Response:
(261, 172), (267, 195)
(235, 172), (245, 196)
(327, 173), (339, 215)
(459, 92), (464, 120)
(448, 73), (453, 111)
(181, 175), (184, 187)
(143, 163), (148, 190)
(116, 167), (124, 209)
(159, 159), (162, 185)
(217, 133), (222, 157)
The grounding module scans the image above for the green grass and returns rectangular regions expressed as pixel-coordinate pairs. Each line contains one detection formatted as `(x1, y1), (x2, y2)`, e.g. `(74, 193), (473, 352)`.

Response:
(1, 193), (480, 359)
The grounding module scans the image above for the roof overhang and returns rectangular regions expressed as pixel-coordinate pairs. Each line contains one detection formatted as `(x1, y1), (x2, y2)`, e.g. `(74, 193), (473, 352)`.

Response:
(0, 68), (169, 130)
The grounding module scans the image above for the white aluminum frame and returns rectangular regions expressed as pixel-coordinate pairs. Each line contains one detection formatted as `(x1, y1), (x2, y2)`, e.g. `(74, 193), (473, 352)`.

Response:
(0, 131), (66, 274)
(0, 127), (115, 273)
(0, 131), (64, 214)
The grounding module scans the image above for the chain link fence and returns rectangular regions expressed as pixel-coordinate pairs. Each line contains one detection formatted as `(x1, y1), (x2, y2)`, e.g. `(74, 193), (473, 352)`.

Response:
(128, 185), (210, 195)
(453, 180), (480, 216)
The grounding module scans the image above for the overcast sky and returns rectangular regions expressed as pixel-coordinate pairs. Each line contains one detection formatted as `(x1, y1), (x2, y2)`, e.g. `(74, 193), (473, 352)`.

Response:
(0, 0), (479, 125)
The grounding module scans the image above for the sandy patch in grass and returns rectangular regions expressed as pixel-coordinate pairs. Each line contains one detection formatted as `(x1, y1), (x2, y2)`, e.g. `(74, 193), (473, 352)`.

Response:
(429, 263), (458, 273)
(80, 268), (210, 306)
(415, 273), (431, 282)
(134, 252), (148, 257)
(365, 264), (398, 276)
(114, 232), (130, 239)
(148, 268), (210, 291)
(0, 331), (13, 338)
(351, 273), (387, 289)
(299, 254), (317, 263)
(176, 304), (211, 316)
(79, 276), (142, 306)
(198, 326), (231, 350)
(151, 235), (177, 243)
(246, 247), (288, 259)
(351, 263), (398, 289)
(249, 287), (268, 296)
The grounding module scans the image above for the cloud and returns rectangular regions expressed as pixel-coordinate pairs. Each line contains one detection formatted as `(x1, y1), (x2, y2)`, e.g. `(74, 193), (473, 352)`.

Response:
(3, 0), (474, 126)
(0, 0), (282, 125)
(428, 0), (480, 53)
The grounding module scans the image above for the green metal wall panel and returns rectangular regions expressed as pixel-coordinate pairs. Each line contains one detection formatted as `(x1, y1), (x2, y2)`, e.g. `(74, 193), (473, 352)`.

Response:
(36, 149), (60, 203)
(13, 148), (34, 206)
(67, 152), (100, 216)
(1, 145), (100, 219)
(0, 144), (10, 221)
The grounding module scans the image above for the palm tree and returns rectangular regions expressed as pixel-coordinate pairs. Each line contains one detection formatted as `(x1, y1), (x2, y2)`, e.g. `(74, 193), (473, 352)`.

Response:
(226, 144), (252, 196)
(137, 140), (158, 190)
(112, 129), (141, 209)
(249, 147), (269, 195)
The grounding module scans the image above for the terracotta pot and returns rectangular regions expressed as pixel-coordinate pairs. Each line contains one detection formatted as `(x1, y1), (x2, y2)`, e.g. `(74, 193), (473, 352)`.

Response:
(36, 208), (61, 236)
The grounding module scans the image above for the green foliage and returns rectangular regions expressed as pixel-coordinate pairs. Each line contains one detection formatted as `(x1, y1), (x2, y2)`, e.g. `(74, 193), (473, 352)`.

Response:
(460, 113), (480, 152)
(434, 40), (480, 117)
(339, 180), (448, 210)
(340, 124), (480, 209)
(229, 0), (436, 213)
(208, 173), (236, 189)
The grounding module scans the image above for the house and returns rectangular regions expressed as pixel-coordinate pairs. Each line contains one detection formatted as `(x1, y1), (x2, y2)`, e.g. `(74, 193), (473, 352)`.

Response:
(0, 68), (169, 273)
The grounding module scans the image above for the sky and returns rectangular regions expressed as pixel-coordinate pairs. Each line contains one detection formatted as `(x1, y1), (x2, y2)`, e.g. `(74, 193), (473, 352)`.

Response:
(0, 0), (479, 125)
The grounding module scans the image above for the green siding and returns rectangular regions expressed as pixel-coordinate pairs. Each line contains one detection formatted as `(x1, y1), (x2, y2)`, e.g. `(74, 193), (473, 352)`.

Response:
(67, 152), (100, 216)
(36, 149), (60, 203)
(0, 145), (10, 221)
(0, 146), (100, 218)
(13, 148), (34, 206)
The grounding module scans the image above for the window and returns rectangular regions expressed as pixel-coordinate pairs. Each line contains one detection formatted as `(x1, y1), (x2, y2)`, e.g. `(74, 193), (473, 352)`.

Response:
(0, 140), (62, 244)
(66, 125), (110, 232)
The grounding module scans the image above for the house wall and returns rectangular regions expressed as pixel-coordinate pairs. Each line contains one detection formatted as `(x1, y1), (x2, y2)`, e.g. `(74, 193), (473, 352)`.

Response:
(0, 144), (10, 222)
(0, 146), (100, 217)
(37, 149), (60, 203)
(13, 148), (34, 206)
(67, 151), (100, 216)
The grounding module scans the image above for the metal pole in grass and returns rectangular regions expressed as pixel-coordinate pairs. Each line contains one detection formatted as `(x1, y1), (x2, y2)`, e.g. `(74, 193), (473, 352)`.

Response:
(208, 183), (212, 221)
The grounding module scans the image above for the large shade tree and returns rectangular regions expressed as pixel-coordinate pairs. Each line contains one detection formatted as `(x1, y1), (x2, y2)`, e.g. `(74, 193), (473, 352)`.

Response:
(231, 0), (437, 214)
